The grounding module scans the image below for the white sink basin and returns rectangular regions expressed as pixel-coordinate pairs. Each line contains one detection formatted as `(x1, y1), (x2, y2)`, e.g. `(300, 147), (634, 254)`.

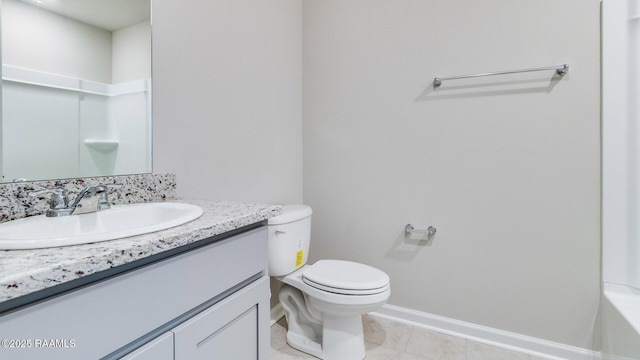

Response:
(0, 202), (204, 250)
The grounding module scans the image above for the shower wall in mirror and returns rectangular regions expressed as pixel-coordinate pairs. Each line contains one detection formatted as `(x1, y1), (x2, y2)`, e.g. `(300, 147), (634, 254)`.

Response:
(1, 0), (152, 182)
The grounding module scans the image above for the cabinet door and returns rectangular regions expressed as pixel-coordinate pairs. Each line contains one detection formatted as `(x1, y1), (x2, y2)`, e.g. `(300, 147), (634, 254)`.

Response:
(173, 276), (270, 360)
(120, 332), (174, 360)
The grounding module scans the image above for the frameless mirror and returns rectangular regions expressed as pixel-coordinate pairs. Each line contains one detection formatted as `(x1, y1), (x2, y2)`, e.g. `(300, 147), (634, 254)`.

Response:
(0, 0), (152, 182)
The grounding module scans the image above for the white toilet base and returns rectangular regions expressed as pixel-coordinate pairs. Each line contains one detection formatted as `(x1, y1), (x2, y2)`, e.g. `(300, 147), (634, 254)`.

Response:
(285, 312), (366, 360)
(320, 313), (366, 360)
(280, 283), (368, 360)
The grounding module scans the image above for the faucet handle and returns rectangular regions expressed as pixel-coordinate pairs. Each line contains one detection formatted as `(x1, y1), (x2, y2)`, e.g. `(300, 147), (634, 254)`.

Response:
(29, 187), (69, 213)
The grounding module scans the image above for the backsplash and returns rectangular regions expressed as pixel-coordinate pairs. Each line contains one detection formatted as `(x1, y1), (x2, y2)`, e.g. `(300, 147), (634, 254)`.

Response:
(0, 173), (176, 223)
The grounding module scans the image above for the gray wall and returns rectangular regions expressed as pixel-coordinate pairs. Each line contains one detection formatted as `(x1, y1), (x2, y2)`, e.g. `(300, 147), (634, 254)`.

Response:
(151, 0), (602, 350)
(152, 0), (303, 204)
(303, 0), (601, 350)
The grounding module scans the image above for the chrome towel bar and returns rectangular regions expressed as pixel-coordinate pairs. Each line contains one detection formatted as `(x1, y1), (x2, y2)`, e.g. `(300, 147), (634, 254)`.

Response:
(433, 64), (569, 88)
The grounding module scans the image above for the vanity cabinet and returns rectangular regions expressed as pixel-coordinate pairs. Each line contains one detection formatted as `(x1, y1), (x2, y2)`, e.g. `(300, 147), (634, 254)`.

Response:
(0, 226), (270, 360)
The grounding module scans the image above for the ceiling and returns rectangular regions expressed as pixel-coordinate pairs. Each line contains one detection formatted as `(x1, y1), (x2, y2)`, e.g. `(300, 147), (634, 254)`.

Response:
(20, 0), (150, 31)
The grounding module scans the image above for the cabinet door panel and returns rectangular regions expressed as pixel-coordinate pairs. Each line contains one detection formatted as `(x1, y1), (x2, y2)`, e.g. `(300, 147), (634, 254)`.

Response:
(173, 276), (269, 360)
(120, 332), (174, 360)
(195, 306), (257, 358)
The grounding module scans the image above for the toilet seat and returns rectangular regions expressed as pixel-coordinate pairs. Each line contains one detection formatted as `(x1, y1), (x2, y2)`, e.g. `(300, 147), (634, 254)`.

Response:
(302, 260), (390, 296)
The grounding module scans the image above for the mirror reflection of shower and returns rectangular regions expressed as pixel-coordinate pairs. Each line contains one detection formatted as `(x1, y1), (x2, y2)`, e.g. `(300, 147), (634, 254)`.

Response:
(0, 0), (151, 182)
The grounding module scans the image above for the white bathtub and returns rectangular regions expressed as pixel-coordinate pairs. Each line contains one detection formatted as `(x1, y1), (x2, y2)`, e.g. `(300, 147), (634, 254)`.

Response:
(602, 283), (640, 360)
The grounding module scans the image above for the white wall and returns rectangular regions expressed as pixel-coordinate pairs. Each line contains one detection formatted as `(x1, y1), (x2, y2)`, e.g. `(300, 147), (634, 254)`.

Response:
(2, 0), (112, 83)
(112, 21), (151, 83)
(79, 82), (152, 178)
(3, 0), (151, 84)
(303, 0), (601, 350)
(152, 0), (303, 204)
(2, 68), (151, 181)
(2, 82), (80, 181)
(110, 86), (152, 175)
(79, 92), (112, 177)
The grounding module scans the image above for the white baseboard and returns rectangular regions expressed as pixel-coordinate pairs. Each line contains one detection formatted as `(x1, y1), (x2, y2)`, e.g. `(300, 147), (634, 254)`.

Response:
(270, 303), (285, 326)
(372, 304), (602, 360)
(270, 302), (603, 360)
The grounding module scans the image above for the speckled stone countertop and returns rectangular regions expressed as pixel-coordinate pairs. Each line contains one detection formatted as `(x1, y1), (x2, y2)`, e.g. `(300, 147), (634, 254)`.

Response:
(0, 199), (281, 306)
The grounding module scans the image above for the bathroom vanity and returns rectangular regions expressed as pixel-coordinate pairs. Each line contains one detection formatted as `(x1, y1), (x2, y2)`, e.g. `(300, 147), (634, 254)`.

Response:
(0, 200), (280, 360)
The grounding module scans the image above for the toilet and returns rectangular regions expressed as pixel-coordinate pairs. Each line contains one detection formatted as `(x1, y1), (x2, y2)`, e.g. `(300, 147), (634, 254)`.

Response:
(268, 205), (391, 360)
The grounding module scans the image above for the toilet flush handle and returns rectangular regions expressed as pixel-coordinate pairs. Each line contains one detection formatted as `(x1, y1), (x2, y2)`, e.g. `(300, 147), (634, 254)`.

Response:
(275, 228), (286, 234)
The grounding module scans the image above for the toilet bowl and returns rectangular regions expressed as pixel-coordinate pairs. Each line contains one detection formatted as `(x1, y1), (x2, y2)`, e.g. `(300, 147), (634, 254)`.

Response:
(268, 205), (391, 360)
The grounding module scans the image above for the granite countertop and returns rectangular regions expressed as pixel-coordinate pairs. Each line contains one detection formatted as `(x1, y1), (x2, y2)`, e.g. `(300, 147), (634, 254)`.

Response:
(0, 199), (281, 306)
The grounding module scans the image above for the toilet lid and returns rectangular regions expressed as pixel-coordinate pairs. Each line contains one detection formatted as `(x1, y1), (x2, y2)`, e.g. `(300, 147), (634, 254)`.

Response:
(302, 260), (390, 295)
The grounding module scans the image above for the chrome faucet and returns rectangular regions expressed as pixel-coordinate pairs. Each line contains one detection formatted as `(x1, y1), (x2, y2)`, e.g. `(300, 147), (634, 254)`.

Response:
(71, 184), (116, 215)
(29, 183), (122, 217)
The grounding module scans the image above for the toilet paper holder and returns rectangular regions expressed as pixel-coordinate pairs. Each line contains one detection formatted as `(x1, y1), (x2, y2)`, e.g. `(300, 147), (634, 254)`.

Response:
(405, 224), (437, 236)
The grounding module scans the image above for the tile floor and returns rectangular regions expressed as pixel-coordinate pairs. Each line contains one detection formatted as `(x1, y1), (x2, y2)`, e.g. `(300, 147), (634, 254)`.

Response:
(270, 314), (550, 360)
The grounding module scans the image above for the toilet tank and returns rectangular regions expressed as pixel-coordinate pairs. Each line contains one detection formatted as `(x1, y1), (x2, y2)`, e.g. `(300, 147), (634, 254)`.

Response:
(267, 205), (312, 276)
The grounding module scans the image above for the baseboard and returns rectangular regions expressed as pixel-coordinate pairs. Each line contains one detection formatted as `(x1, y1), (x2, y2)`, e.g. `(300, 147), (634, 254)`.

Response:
(270, 302), (603, 360)
(270, 303), (285, 327)
(371, 304), (602, 360)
